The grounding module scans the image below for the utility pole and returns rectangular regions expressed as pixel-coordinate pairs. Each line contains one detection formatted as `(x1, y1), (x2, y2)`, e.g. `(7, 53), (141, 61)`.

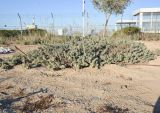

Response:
(82, 0), (87, 57)
(51, 12), (55, 35)
(32, 16), (35, 25)
(82, 0), (85, 37)
(69, 25), (72, 36)
(121, 14), (123, 30)
(17, 13), (23, 36)
(87, 12), (89, 35)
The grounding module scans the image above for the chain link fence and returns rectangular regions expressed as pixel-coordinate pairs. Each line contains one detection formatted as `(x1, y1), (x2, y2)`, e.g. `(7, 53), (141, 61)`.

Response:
(0, 13), (116, 36)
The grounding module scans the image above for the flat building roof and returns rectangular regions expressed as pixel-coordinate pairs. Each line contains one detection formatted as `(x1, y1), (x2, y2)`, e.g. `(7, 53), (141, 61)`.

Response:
(133, 8), (160, 16)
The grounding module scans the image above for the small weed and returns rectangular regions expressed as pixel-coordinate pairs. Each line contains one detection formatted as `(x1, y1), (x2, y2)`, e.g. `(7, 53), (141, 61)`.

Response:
(40, 72), (62, 77)
(97, 104), (129, 113)
(22, 95), (54, 112)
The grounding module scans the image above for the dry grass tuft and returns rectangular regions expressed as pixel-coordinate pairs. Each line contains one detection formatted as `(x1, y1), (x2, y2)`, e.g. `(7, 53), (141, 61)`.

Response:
(97, 104), (129, 113)
(22, 94), (55, 112)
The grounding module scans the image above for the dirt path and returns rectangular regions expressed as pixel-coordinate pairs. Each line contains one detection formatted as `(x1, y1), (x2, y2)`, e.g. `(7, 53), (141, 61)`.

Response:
(0, 41), (160, 113)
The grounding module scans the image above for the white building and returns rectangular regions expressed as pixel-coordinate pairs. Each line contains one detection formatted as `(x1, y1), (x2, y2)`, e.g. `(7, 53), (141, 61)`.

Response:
(26, 17), (38, 30)
(26, 24), (37, 30)
(57, 29), (64, 36)
(116, 8), (160, 33)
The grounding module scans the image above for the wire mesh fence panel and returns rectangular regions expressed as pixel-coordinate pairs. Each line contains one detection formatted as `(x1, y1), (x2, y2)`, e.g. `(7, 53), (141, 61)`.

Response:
(0, 13), (116, 36)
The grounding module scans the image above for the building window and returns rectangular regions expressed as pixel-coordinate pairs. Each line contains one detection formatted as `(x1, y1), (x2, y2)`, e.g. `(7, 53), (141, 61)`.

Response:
(153, 12), (160, 21)
(136, 14), (140, 20)
(116, 24), (121, 30)
(152, 22), (160, 31)
(142, 22), (151, 31)
(135, 14), (140, 26)
(143, 12), (151, 21)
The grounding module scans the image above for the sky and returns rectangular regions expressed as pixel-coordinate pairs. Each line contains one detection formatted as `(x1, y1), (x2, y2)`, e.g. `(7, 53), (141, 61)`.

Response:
(0, 0), (160, 29)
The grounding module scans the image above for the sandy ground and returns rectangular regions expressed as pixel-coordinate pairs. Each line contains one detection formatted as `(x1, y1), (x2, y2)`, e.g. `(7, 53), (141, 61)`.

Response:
(139, 41), (160, 51)
(0, 45), (39, 58)
(0, 41), (160, 113)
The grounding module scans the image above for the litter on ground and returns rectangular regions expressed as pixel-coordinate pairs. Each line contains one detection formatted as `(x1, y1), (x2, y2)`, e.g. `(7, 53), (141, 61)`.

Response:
(0, 47), (14, 54)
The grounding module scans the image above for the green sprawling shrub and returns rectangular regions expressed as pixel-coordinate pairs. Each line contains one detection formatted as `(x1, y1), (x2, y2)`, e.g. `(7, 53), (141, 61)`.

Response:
(122, 27), (141, 35)
(112, 27), (160, 41)
(10, 54), (23, 65)
(0, 37), (155, 70)
(0, 61), (13, 70)
(0, 58), (3, 67)
(113, 27), (141, 37)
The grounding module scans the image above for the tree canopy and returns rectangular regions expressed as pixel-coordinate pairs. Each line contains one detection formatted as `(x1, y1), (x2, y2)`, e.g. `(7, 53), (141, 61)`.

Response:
(92, 0), (131, 36)
(92, 0), (131, 15)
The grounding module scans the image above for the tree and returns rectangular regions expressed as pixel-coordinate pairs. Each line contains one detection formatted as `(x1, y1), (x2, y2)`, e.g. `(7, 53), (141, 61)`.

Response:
(92, 0), (131, 36)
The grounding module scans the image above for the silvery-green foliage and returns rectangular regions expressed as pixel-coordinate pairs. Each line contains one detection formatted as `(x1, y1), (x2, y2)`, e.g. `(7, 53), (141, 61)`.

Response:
(0, 37), (155, 70)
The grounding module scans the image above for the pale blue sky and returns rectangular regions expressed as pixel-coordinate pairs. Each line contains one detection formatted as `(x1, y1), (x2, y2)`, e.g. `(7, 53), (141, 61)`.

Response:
(0, 0), (160, 28)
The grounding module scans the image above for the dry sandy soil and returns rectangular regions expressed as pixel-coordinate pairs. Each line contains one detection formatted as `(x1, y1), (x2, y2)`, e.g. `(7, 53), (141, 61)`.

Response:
(0, 41), (160, 113)
(0, 44), (39, 58)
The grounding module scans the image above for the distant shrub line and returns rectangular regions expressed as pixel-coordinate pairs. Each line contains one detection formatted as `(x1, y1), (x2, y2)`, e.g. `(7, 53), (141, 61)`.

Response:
(0, 29), (47, 38)
(112, 26), (160, 41)
(113, 27), (141, 36)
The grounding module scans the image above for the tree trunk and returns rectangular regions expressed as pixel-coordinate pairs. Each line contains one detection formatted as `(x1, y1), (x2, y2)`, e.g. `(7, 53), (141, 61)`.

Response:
(103, 14), (111, 37)
(103, 19), (109, 37)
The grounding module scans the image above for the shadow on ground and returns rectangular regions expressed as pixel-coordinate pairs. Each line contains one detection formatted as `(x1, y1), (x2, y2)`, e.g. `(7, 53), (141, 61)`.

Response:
(0, 89), (47, 113)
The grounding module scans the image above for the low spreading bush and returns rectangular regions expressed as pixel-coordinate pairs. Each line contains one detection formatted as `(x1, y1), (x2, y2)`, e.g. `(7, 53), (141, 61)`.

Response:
(0, 58), (3, 67)
(10, 54), (23, 65)
(112, 27), (160, 41)
(122, 27), (141, 35)
(0, 37), (155, 70)
(113, 27), (141, 37)
(0, 61), (13, 70)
